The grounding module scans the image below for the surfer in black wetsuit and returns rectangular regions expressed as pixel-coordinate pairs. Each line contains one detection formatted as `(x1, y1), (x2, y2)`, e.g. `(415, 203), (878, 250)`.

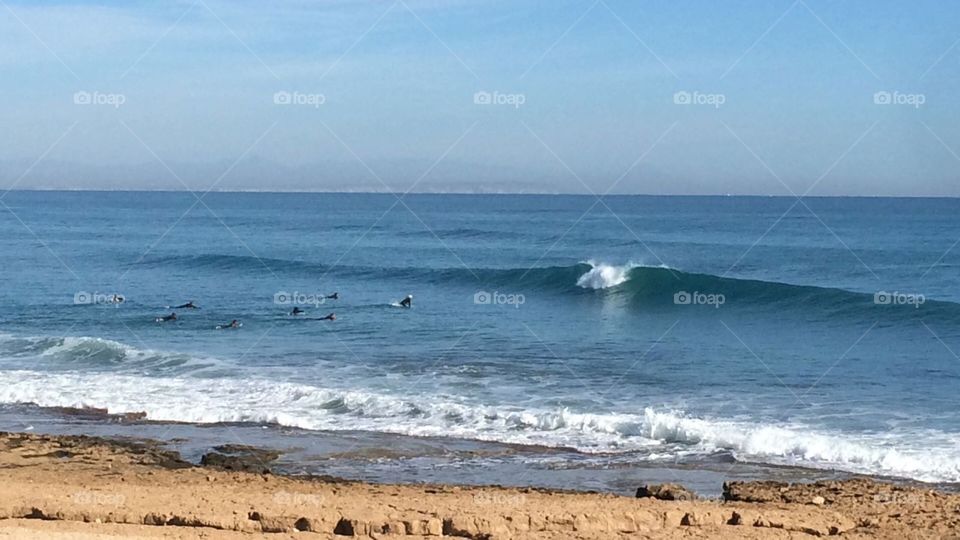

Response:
(318, 313), (336, 321)
(218, 319), (241, 329)
(399, 294), (412, 308)
(174, 301), (199, 309)
(291, 306), (305, 316)
(325, 292), (339, 300)
(157, 312), (177, 322)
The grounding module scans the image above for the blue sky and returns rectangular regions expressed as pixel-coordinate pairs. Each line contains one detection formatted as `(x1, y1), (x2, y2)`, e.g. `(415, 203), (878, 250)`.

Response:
(1, 0), (958, 195)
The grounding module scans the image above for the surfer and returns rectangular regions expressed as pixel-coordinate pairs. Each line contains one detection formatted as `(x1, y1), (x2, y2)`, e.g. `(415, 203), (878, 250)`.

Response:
(217, 319), (241, 329)
(156, 312), (177, 322)
(318, 312), (336, 321)
(291, 306), (305, 316)
(173, 301), (199, 309)
(325, 292), (339, 300)
(399, 294), (412, 308)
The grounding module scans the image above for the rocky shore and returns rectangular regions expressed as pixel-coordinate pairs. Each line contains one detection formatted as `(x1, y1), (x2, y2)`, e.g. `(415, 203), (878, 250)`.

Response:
(0, 431), (957, 539)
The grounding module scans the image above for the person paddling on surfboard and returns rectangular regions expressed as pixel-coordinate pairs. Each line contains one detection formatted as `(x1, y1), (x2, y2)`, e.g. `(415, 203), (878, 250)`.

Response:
(156, 312), (177, 322)
(217, 319), (241, 329)
(173, 301), (199, 309)
(325, 292), (339, 300)
(399, 294), (412, 308)
(291, 307), (305, 316)
(318, 313), (335, 321)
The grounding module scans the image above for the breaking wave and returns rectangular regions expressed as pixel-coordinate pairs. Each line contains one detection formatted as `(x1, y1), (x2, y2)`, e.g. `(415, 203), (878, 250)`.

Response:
(2, 369), (959, 483)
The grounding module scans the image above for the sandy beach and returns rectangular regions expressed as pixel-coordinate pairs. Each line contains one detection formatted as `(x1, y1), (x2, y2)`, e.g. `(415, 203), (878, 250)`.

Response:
(0, 431), (957, 539)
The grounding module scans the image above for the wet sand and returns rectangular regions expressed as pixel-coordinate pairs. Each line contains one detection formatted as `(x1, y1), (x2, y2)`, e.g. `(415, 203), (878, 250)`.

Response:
(1, 431), (959, 539)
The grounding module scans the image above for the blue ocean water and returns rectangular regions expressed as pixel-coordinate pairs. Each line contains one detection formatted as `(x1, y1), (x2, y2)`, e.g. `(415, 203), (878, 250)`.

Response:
(1, 191), (959, 483)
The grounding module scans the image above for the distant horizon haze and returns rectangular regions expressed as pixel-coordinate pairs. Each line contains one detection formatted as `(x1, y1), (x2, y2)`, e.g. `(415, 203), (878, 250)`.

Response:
(1, 0), (958, 196)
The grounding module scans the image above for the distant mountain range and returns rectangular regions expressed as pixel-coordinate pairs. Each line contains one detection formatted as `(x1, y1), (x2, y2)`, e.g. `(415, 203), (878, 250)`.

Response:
(0, 156), (610, 194)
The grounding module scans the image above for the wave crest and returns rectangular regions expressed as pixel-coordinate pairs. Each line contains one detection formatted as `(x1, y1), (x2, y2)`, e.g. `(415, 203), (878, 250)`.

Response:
(0, 335), (217, 372)
(133, 254), (960, 320)
(575, 261), (638, 289)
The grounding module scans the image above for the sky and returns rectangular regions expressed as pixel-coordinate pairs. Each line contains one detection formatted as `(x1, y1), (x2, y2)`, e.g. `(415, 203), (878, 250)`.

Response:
(1, 0), (958, 195)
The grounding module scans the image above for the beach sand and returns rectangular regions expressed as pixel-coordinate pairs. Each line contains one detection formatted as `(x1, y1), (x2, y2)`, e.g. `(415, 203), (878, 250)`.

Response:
(0, 431), (957, 539)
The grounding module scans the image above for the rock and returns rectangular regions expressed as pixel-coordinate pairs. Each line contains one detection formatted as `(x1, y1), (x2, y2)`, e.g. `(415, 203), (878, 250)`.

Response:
(680, 511), (724, 527)
(443, 516), (484, 537)
(635, 483), (697, 501)
(384, 521), (406, 534)
(142, 513), (166, 526)
(334, 518), (368, 536)
(811, 495), (826, 506)
(425, 517), (443, 535)
(211, 444), (280, 460)
(723, 480), (789, 503)
(200, 444), (280, 473)
(293, 517), (315, 532)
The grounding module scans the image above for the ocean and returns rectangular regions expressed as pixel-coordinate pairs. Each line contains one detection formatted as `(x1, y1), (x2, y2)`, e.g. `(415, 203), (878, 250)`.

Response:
(1, 191), (959, 493)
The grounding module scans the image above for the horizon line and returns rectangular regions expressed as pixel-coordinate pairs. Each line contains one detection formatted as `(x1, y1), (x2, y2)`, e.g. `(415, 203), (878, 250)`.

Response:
(4, 188), (958, 199)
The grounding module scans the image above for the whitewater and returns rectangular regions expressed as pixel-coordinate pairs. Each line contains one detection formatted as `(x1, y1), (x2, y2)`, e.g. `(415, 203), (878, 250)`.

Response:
(3, 331), (960, 483)
(4, 368), (960, 483)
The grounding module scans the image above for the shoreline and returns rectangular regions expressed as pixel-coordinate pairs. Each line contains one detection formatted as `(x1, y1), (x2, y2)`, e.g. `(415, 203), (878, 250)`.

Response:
(6, 403), (954, 499)
(2, 404), (869, 498)
(1, 431), (958, 539)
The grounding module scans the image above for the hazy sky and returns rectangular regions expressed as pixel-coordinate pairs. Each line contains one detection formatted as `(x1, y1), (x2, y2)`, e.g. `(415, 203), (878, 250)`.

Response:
(1, 0), (958, 195)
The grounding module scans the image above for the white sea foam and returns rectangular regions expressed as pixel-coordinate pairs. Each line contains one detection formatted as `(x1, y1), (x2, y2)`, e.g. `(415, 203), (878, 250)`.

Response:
(2, 369), (959, 483)
(640, 408), (960, 482)
(576, 261), (638, 289)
